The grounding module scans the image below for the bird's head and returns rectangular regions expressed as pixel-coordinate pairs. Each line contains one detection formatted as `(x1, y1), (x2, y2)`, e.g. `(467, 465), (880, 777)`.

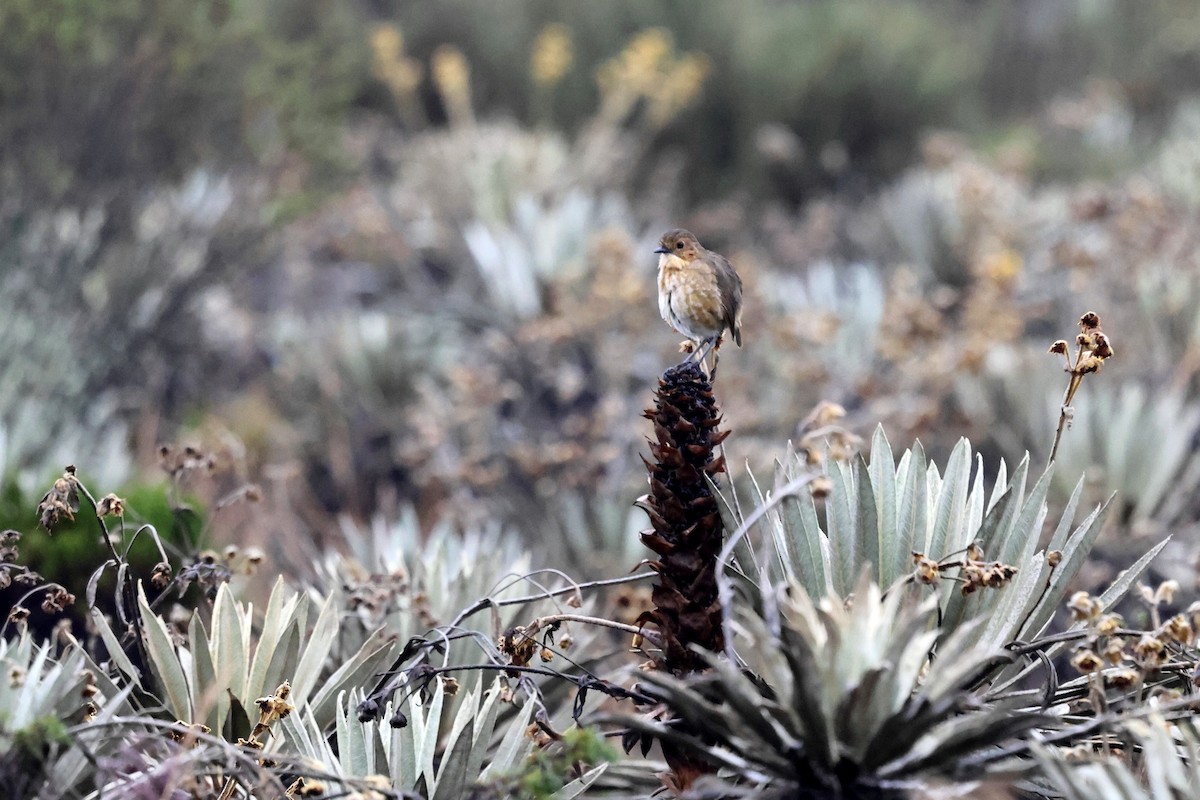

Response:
(654, 229), (701, 263)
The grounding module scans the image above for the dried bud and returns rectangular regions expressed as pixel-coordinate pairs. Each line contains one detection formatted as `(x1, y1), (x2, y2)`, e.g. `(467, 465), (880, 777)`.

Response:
(1070, 648), (1103, 674)
(298, 779), (327, 797)
(1096, 613), (1123, 636)
(151, 562), (173, 590)
(1154, 580), (1180, 606)
(1106, 668), (1139, 689)
(1068, 591), (1101, 623)
(913, 553), (940, 585)
(1047, 550), (1063, 568)
(539, 647), (554, 663)
(1049, 340), (1069, 355)
(1163, 614), (1193, 645)
(1102, 637), (1126, 664)
(357, 699), (380, 723)
(441, 677), (460, 696)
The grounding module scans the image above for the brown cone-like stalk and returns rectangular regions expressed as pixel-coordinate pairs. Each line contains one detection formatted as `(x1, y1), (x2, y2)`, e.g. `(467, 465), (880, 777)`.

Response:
(636, 360), (729, 674)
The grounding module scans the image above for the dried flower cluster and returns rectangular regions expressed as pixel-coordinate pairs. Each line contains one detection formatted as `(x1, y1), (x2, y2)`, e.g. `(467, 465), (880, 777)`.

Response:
(1068, 582), (1200, 700)
(159, 444), (216, 481)
(1048, 312), (1116, 463)
(219, 681), (295, 800)
(37, 466), (80, 531)
(912, 542), (1021, 595)
(595, 28), (709, 129)
(794, 401), (861, 499)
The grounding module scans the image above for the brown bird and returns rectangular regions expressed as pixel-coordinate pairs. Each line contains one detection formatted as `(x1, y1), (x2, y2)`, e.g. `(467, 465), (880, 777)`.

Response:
(655, 229), (743, 364)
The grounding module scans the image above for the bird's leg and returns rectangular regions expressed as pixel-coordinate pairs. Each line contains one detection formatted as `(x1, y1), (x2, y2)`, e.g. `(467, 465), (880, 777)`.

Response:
(693, 336), (717, 369)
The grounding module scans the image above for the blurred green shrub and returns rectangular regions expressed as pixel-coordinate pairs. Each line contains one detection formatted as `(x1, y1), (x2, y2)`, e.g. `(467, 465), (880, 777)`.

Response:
(0, 0), (370, 208)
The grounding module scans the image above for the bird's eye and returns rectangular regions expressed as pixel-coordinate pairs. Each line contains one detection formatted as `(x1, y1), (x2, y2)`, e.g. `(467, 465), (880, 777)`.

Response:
(675, 241), (684, 249)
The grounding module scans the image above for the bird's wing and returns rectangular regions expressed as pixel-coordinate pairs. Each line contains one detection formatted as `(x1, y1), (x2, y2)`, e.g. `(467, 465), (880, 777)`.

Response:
(712, 252), (743, 346)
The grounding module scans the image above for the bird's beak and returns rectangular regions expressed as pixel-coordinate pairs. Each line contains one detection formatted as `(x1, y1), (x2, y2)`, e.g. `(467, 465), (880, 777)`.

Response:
(653, 246), (669, 254)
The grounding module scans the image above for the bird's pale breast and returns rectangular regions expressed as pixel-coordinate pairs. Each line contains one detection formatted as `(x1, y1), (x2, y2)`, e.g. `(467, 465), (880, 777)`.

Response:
(658, 257), (724, 341)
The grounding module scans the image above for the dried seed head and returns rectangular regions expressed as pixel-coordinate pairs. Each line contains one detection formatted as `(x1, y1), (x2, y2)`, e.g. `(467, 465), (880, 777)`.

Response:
(1096, 613), (1123, 636)
(37, 470), (80, 531)
(1047, 549), (1063, 568)
(41, 587), (76, 614)
(1079, 312), (1101, 332)
(1049, 340), (1069, 355)
(95, 494), (125, 517)
(960, 563), (985, 595)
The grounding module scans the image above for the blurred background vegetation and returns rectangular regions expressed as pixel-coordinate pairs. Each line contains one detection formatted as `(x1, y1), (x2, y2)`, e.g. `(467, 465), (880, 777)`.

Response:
(4, 0), (1200, 596)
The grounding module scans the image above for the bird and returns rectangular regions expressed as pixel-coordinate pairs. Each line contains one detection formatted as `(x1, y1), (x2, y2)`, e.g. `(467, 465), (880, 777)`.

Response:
(654, 229), (743, 365)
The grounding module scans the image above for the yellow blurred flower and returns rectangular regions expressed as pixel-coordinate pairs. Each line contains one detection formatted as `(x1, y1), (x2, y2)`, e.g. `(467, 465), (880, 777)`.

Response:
(979, 247), (1023, 287)
(648, 53), (710, 129)
(596, 28), (709, 127)
(370, 23), (423, 103)
(370, 23), (403, 62)
(623, 28), (671, 91)
(431, 45), (474, 126)
(531, 23), (573, 87)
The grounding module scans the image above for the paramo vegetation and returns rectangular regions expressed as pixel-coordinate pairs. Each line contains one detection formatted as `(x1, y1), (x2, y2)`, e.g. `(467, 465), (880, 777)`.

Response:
(4, 1), (1200, 798)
